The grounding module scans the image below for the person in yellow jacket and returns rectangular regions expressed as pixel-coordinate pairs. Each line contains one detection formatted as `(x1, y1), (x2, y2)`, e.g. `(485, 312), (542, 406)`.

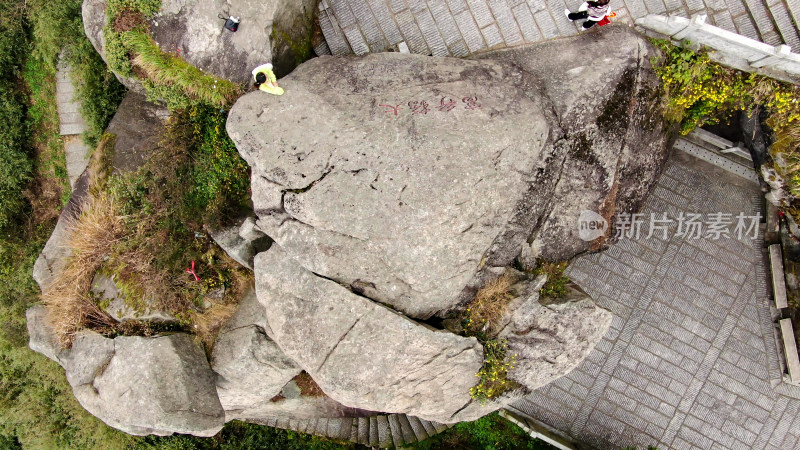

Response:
(252, 63), (284, 95)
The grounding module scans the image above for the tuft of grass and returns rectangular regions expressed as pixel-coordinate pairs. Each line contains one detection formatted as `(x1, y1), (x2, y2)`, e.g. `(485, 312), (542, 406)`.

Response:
(469, 339), (518, 403)
(533, 261), (570, 299)
(122, 31), (242, 108)
(460, 274), (519, 402)
(462, 274), (514, 337)
(88, 133), (116, 197)
(191, 303), (237, 351)
(41, 196), (122, 347)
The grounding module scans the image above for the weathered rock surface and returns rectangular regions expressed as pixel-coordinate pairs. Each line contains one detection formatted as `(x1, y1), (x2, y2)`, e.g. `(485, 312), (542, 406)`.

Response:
(476, 26), (672, 263)
(91, 274), (176, 322)
(228, 26), (670, 319)
(83, 0), (316, 87)
(209, 216), (273, 271)
(212, 289), (301, 414)
(106, 91), (169, 172)
(254, 245), (484, 423)
(211, 289), (369, 422)
(499, 279), (613, 392)
(26, 307), (225, 436)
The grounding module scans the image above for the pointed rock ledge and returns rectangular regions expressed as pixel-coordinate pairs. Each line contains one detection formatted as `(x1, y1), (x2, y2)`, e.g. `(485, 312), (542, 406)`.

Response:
(254, 245), (484, 423)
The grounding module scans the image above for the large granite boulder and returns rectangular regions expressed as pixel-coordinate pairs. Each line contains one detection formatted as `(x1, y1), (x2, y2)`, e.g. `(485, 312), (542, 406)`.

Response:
(83, 0), (316, 87)
(254, 245), (484, 423)
(26, 307), (225, 436)
(227, 26), (670, 320)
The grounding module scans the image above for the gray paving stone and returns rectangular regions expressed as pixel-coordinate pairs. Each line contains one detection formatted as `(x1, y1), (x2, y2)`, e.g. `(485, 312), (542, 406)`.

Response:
(343, 24), (371, 55)
(395, 8), (431, 53)
(467, 0), (495, 27)
(454, 9), (487, 51)
(430, 0), (465, 45)
(533, 9), (559, 39)
(448, 38), (471, 56)
(354, 5), (389, 52)
(389, 0), (408, 12)
(414, 8), (450, 55)
(481, 23), (505, 46)
(743, 0), (778, 39)
(768, 0), (800, 47)
(368, 0), (405, 45)
(331, 0), (357, 27)
(488, 0), (523, 44)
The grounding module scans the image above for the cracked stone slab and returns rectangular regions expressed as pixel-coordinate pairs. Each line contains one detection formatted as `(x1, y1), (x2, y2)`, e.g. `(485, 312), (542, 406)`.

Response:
(253, 244), (484, 423)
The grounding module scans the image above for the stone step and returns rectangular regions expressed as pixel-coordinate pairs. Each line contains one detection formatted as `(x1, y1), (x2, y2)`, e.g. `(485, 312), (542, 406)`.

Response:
(430, 420), (450, 434)
(376, 415), (392, 448)
(348, 418), (359, 443)
(387, 414), (404, 447)
(319, 6), (353, 56)
(369, 416), (379, 447)
(327, 418), (352, 441)
(743, 0), (780, 43)
(767, 0), (800, 49)
(397, 414), (417, 444)
(673, 139), (759, 183)
(407, 415), (430, 441)
(419, 417), (438, 438)
(357, 416), (370, 445)
(60, 122), (87, 137)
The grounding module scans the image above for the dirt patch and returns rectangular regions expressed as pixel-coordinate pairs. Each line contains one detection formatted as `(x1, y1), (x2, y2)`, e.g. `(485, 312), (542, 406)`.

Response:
(114, 9), (147, 33)
(294, 372), (325, 397)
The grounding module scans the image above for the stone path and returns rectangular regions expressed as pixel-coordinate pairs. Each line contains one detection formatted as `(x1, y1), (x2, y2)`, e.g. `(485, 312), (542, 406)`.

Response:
(257, 412), (452, 447)
(509, 147), (800, 449)
(56, 61), (91, 189)
(317, 0), (800, 58)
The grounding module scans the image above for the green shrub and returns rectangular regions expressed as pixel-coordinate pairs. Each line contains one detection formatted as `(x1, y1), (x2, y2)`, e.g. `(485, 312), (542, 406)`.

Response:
(650, 39), (750, 134)
(0, 82), (33, 229)
(106, 0), (162, 18)
(407, 412), (549, 449)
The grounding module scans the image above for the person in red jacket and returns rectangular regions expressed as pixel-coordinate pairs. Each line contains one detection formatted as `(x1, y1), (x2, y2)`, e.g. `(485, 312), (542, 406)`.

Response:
(565, 0), (612, 30)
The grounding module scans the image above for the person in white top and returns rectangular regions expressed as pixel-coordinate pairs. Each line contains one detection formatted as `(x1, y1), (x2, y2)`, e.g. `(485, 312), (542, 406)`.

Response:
(565, 0), (612, 30)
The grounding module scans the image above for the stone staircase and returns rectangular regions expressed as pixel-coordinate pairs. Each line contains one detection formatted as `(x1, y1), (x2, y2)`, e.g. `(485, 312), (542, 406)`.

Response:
(314, 0), (800, 58)
(56, 59), (91, 189)
(674, 128), (759, 183)
(260, 413), (453, 447)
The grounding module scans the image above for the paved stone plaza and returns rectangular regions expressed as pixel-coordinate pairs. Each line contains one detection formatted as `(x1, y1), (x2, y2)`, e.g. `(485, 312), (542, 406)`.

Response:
(509, 151), (800, 449)
(318, 0), (800, 58)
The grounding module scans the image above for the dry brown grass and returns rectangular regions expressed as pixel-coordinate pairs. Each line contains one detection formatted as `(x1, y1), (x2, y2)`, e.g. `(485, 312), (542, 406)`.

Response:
(42, 195), (123, 347)
(464, 274), (514, 336)
(190, 303), (237, 351)
(294, 372), (325, 397)
(88, 133), (116, 197)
